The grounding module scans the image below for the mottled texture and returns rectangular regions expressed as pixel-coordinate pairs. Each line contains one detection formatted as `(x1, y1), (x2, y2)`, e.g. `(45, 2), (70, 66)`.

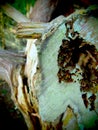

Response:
(38, 16), (98, 129)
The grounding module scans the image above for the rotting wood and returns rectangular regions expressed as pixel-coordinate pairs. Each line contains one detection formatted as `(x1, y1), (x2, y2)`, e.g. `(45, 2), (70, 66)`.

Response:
(0, 3), (98, 130)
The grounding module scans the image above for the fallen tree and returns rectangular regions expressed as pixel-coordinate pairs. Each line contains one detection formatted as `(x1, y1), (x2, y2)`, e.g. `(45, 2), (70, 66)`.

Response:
(0, 1), (98, 130)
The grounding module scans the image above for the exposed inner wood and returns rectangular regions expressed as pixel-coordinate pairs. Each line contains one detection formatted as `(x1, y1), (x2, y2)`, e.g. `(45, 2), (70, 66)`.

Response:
(0, 3), (98, 130)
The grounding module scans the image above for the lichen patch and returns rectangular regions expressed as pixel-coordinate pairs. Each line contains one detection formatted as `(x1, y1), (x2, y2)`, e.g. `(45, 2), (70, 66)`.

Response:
(57, 19), (98, 111)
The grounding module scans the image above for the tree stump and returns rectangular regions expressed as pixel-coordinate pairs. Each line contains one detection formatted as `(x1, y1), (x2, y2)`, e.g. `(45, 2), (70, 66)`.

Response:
(0, 3), (98, 130)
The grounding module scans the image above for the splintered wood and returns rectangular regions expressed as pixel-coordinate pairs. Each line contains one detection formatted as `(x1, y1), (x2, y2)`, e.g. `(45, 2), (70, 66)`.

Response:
(0, 6), (98, 130)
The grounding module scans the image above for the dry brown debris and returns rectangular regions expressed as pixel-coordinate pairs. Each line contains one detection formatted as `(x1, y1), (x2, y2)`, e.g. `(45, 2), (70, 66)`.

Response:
(57, 20), (98, 110)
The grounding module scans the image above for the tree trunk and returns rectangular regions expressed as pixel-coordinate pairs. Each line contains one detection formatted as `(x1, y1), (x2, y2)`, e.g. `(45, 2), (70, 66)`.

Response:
(0, 2), (98, 130)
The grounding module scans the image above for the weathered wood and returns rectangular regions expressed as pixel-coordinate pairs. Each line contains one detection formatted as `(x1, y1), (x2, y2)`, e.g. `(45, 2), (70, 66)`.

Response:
(1, 3), (30, 23)
(22, 13), (98, 129)
(0, 3), (98, 130)
(29, 0), (58, 22)
(0, 49), (25, 85)
(16, 15), (66, 40)
(37, 14), (98, 129)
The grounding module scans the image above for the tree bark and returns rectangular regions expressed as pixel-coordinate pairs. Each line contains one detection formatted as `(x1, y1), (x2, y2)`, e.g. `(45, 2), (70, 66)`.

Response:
(29, 0), (59, 22)
(0, 2), (98, 130)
